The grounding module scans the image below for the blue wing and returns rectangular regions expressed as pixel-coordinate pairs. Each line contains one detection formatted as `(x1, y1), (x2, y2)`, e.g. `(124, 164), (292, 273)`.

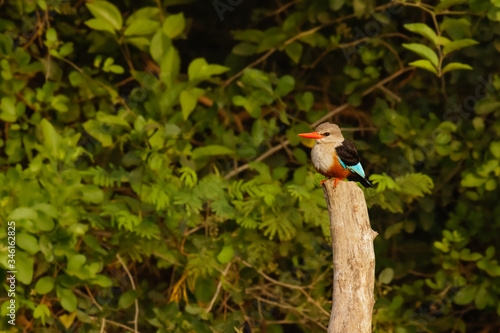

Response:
(335, 140), (372, 187)
(337, 157), (366, 178)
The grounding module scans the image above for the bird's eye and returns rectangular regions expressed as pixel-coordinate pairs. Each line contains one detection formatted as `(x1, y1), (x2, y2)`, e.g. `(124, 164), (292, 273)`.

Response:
(323, 132), (330, 136)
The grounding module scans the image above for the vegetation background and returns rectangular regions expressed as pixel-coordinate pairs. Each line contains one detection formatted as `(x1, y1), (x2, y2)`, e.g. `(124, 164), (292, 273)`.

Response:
(1, 0), (500, 332)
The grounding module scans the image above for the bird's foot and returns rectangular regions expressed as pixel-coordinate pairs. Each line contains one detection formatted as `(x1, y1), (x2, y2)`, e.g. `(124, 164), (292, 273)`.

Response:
(320, 178), (344, 186)
(333, 178), (344, 187)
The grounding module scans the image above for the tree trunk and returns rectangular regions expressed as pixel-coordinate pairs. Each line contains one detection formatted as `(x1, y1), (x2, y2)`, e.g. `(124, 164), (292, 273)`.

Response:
(322, 180), (378, 333)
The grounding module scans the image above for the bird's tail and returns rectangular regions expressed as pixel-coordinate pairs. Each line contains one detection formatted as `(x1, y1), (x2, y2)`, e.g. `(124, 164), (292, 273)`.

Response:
(358, 177), (372, 188)
(349, 175), (372, 188)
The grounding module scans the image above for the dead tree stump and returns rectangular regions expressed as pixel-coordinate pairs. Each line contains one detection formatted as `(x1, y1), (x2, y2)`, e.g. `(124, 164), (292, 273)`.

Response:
(322, 180), (378, 333)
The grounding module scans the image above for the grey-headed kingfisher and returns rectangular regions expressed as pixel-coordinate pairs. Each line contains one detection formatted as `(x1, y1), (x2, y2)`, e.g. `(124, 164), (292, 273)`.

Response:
(298, 122), (372, 188)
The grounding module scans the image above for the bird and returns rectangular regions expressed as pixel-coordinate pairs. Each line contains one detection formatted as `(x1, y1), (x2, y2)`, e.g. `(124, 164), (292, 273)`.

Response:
(298, 122), (372, 188)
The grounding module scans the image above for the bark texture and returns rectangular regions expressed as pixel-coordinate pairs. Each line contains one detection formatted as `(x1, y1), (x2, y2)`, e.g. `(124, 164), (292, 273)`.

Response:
(322, 180), (377, 333)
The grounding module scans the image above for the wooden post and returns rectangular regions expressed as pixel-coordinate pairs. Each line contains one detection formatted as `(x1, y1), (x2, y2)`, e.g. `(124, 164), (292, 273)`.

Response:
(322, 180), (378, 333)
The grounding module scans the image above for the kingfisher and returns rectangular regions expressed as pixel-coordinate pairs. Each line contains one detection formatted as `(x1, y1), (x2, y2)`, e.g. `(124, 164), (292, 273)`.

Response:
(298, 122), (372, 188)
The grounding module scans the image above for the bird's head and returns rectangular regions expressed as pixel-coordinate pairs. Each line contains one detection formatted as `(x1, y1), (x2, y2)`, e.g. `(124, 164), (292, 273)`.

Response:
(298, 122), (343, 144)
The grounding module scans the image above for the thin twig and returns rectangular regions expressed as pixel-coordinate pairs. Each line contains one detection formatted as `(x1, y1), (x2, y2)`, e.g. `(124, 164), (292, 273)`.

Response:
(225, 67), (413, 180)
(85, 284), (103, 311)
(223, 3), (398, 87)
(224, 140), (290, 179)
(360, 66), (413, 97)
(263, 0), (303, 18)
(242, 260), (303, 290)
(241, 261), (330, 317)
(255, 296), (328, 330)
(116, 254), (139, 333)
(377, 85), (402, 102)
(224, 48), (276, 87)
(90, 316), (141, 333)
(207, 262), (233, 313)
(99, 318), (106, 333)
(342, 127), (378, 132)
(377, 38), (404, 70)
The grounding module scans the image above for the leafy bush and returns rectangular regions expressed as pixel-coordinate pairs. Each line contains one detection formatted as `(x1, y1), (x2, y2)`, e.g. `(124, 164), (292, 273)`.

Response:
(1, 0), (499, 332)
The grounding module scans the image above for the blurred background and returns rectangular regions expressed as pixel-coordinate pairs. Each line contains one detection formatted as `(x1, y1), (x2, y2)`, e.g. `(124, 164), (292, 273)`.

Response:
(1, 0), (500, 332)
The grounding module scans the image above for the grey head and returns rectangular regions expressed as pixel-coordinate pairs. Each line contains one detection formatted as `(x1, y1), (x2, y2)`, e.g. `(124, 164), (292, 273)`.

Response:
(314, 122), (344, 144)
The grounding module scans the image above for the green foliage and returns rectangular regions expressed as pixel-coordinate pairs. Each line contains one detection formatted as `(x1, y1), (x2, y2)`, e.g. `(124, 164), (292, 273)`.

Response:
(1, 0), (500, 332)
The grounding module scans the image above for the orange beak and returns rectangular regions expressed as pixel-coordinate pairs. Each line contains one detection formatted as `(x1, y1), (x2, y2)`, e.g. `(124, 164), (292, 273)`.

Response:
(298, 131), (324, 139)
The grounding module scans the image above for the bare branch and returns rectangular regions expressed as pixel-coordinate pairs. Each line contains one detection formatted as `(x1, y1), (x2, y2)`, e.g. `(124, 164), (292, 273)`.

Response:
(117, 254), (139, 333)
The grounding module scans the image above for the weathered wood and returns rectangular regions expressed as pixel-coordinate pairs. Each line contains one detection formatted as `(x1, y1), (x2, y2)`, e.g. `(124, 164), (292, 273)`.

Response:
(322, 180), (377, 333)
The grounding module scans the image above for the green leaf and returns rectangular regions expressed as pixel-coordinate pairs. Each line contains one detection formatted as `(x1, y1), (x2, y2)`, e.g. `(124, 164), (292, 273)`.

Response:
(0, 96), (17, 122)
(275, 75), (295, 97)
(404, 23), (437, 44)
(485, 178), (497, 191)
(14, 251), (33, 284)
(442, 62), (473, 74)
(46, 27), (58, 44)
(84, 18), (116, 35)
(232, 42), (257, 56)
(35, 276), (55, 295)
(160, 46), (180, 88)
(51, 94), (69, 112)
(67, 254), (87, 276)
(194, 277), (216, 303)
(90, 275), (112, 287)
(385, 222), (404, 239)
(163, 13), (185, 38)
(233, 29), (265, 43)
(241, 68), (273, 93)
(180, 88), (204, 120)
(443, 39), (479, 55)
(59, 42), (74, 57)
(125, 7), (159, 25)
(378, 267), (394, 284)
(8, 207), (38, 220)
(460, 249), (482, 261)
(303, 92), (314, 111)
(436, 0), (467, 11)
(475, 99), (500, 115)
(86, 1), (123, 31)
(329, 0), (345, 10)
(488, 7), (500, 21)
(490, 141), (500, 158)
(233, 95), (261, 118)
(80, 185), (104, 204)
(124, 19), (160, 36)
(150, 31), (172, 63)
(188, 58), (229, 81)
(57, 286), (77, 312)
(475, 286), (489, 309)
(118, 290), (137, 309)
(69, 70), (84, 86)
(284, 42), (303, 64)
(192, 145), (234, 159)
(257, 33), (287, 52)
(440, 18), (471, 39)
(17, 232), (39, 255)
(436, 36), (451, 45)
(217, 245), (234, 264)
(59, 312), (77, 329)
(33, 304), (50, 325)
(455, 285), (477, 305)
(409, 60), (438, 75)
(83, 119), (112, 147)
(402, 43), (439, 67)
(41, 119), (62, 158)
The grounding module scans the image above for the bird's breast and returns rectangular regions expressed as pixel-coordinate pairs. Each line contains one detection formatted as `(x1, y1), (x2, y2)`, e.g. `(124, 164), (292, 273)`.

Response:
(311, 143), (350, 178)
(311, 144), (334, 174)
